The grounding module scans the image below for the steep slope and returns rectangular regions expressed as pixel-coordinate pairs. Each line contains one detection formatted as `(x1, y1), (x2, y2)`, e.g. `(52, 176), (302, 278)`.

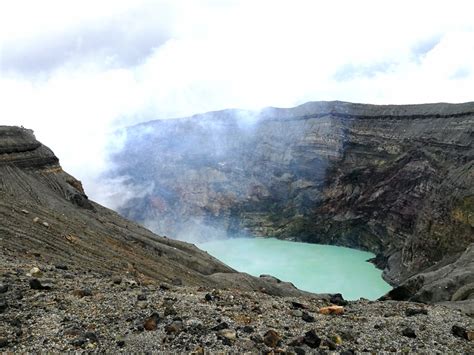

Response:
(0, 126), (309, 296)
(112, 101), (474, 302)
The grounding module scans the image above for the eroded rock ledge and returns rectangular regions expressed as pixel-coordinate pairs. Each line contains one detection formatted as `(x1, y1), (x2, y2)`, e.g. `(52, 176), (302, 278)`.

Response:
(112, 101), (474, 303)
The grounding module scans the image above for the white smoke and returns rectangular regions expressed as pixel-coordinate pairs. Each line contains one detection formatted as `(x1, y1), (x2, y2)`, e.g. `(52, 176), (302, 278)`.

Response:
(0, 0), (473, 208)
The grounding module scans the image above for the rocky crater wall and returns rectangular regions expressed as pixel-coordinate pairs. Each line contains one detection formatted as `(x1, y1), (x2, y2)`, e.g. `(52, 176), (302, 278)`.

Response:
(112, 101), (474, 303)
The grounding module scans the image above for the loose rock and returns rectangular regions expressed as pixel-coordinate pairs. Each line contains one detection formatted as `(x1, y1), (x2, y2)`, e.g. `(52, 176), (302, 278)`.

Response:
(405, 308), (428, 316)
(303, 329), (321, 348)
(402, 327), (416, 338)
(218, 329), (236, 341)
(144, 312), (160, 331)
(73, 288), (92, 297)
(263, 329), (280, 348)
(29, 278), (52, 290)
(330, 293), (348, 306)
(0, 284), (9, 294)
(112, 276), (122, 285)
(165, 320), (184, 334)
(452, 325), (473, 341)
(28, 267), (42, 277)
(0, 297), (7, 313)
(0, 338), (9, 348)
(302, 311), (315, 322)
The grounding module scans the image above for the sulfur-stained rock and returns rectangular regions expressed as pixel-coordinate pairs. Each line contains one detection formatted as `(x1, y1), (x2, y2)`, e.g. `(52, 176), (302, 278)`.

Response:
(319, 306), (344, 315)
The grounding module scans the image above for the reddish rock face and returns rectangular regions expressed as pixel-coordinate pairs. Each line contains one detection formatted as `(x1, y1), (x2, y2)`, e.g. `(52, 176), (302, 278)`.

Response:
(111, 101), (474, 302)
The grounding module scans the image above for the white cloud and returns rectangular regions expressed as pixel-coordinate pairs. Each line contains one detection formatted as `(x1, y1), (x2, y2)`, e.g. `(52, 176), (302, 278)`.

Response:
(0, 0), (473, 205)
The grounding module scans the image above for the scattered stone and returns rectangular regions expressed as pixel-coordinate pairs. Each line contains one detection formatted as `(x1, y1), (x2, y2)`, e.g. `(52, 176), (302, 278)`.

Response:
(29, 278), (51, 290)
(319, 305), (344, 315)
(405, 308), (428, 316)
(294, 347), (306, 355)
(330, 293), (348, 306)
(164, 306), (177, 316)
(302, 311), (315, 323)
(211, 322), (229, 331)
(71, 337), (86, 347)
(325, 338), (338, 350)
(33, 217), (40, 223)
(221, 337), (232, 346)
(42, 221), (49, 227)
(468, 331), (474, 341)
(191, 346), (204, 354)
(63, 325), (83, 337)
(292, 310), (303, 317)
(144, 312), (160, 331)
(20, 209), (29, 214)
(218, 329), (236, 341)
(28, 267), (42, 277)
(0, 297), (7, 313)
(165, 320), (184, 334)
(84, 332), (98, 343)
(137, 293), (147, 301)
(126, 279), (138, 288)
(116, 340), (125, 348)
(0, 284), (8, 294)
(291, 301), (308, 309)
(402, 327), (417, 338)
(73, 288), (92, 298)
(159, 283), (170, 291)
(288, 336), (305, 346)
(451, 325), (473, 340)
(204, 293), (213, 301)
(112, 276), (122, 285)
(303, 329), (321, 348)
(331, 334), (343, 345)
(0, 338), (8, 348)
(55, 264), (68, 270)
(263, 329), (280, 348)
(242, 325), (254, 333)
(250, 334), (264, 343)
(10, 318), (21, 328)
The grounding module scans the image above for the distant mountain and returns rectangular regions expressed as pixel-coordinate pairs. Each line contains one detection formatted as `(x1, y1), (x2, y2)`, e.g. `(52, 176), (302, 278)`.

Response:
(111, 101), (474, 303)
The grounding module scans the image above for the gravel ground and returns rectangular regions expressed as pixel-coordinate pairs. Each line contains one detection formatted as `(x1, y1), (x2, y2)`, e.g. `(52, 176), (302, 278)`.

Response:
(0, 253), (472, 354)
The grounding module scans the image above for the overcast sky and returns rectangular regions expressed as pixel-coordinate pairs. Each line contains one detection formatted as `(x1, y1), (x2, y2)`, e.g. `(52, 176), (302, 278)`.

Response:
(1, 0), (473, 204)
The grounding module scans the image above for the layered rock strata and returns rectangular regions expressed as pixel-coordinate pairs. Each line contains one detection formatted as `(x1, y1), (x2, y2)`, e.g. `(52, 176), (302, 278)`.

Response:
(113, 101), (474, 303)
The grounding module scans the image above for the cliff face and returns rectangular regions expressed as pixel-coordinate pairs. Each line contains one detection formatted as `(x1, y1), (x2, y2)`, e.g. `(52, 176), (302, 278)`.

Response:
(0, 126), (310, 297)
(113, 101), (474, 302)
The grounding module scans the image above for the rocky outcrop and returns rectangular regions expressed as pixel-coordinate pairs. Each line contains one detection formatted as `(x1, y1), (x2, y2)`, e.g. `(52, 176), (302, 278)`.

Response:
(111, 101), (474, 302)
(0, 125), (314, 297)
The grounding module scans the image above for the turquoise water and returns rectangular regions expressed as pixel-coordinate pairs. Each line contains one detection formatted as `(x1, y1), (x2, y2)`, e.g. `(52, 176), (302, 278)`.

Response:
(198, 238), (391, 300)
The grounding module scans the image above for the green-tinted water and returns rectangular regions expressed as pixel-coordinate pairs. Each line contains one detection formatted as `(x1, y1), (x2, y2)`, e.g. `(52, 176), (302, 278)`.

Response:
(198, 238), (391, 300)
